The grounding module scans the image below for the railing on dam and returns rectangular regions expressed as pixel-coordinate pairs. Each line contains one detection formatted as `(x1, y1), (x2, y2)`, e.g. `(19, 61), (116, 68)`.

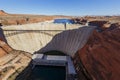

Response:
(3, 29), (65, 37)
(2, 23), (82, 37)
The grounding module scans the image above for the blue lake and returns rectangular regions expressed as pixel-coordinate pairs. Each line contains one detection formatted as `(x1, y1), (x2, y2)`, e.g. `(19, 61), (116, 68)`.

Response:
(53, 19), (74, 24)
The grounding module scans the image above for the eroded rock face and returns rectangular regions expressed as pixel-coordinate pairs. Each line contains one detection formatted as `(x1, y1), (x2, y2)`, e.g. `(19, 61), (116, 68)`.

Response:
(108, 23), (120, 30)
(0, 28), (13, 57)
(0, 50), (32, 80)
(0, 27), (32, 80)
(0, 39), (32, 80)
(0, 40), (13, 57)
(73, 24), (120, 80)
(0, 10), (8, 16)
(72, 18), (87, 25)
(89, 21), (111, 31)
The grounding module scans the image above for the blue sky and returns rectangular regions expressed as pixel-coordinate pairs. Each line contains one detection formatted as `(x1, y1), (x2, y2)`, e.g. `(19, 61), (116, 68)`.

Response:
(0, 0), (120, 16)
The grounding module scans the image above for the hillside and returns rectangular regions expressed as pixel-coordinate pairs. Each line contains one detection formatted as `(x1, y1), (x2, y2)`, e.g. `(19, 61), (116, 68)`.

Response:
(0, 10), (72, 26)
(0, 10), (8, 16)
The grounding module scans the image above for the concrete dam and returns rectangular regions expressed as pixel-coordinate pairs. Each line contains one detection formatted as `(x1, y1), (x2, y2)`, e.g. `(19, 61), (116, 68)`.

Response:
(1, 22), (96, 80)
(2, 22), (95, 56)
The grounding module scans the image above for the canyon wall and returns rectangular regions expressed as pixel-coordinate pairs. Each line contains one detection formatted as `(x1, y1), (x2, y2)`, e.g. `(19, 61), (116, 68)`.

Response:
(73, 24), (120, 80)
(0, 27), (13, 58)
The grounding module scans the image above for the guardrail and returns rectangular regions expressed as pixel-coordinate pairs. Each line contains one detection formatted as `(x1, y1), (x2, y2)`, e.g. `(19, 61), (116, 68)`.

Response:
(3, 29), (65, 37)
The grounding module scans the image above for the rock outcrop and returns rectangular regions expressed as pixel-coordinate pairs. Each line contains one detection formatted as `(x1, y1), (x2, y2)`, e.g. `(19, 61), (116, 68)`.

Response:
(0, 50), (32, 80)
(0, 40), (13, 57)
(73, 23), (120, 80)
(0, 27), (12, 57)
(89, 21), (111, 31)
(0, 10), (8, 16)
(0, 10), (72, 26)
(72, 18), (87, 25)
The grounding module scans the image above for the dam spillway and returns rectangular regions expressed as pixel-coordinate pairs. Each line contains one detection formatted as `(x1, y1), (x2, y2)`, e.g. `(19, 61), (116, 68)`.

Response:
(2, 22), (96, 56)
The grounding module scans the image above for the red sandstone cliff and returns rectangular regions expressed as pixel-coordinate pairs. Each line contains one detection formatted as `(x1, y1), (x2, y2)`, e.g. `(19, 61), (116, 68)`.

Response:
(0, 40), (13, 57)
(74, 24), (120, 80)
(0, 28), (13, 57)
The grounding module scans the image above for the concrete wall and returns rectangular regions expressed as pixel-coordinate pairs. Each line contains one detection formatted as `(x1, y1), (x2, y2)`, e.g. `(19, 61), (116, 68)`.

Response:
(2, 22), (82, 55)
(38, 26), (96, 56)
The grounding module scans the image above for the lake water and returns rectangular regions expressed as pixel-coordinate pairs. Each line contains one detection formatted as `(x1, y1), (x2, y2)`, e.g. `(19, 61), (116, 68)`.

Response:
(53, 19), (74, 24)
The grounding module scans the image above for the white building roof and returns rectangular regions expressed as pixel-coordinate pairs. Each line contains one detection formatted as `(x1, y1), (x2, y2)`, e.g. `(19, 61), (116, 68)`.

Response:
(32, 54), (43, 59)
(47, 55), (67, 61)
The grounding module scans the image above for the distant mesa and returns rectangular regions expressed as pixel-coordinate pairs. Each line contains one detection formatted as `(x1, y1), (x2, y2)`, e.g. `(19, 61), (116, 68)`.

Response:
(0, 10), (8, 15)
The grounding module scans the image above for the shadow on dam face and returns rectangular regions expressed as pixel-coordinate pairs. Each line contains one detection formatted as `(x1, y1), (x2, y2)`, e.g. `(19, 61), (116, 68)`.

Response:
(43, 50), (66, 56)
(0, 27), (7, 43)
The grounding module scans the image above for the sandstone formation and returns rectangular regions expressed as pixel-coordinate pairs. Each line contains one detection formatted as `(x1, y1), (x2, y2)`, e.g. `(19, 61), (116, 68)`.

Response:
(0, 50), (32, 80)
(0, 27), (13, 57)
(0, 40), (13, 57)
(89, 20), (111, 31)
(85, 16), (120, 23)
(0, 10), (72, 26)
(73, 24), (120, 80)
(0, 37), (32, 80)
(72, 18), (87, 25)
(108, 23), (120, 30)
(0, 10), (8, 16)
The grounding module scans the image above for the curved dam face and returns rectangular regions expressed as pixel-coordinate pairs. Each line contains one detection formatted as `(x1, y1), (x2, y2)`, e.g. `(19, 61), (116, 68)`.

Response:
(38, 26), (95, 56)
(2, 22), (96, 56)
(2, 22), (82, 53)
